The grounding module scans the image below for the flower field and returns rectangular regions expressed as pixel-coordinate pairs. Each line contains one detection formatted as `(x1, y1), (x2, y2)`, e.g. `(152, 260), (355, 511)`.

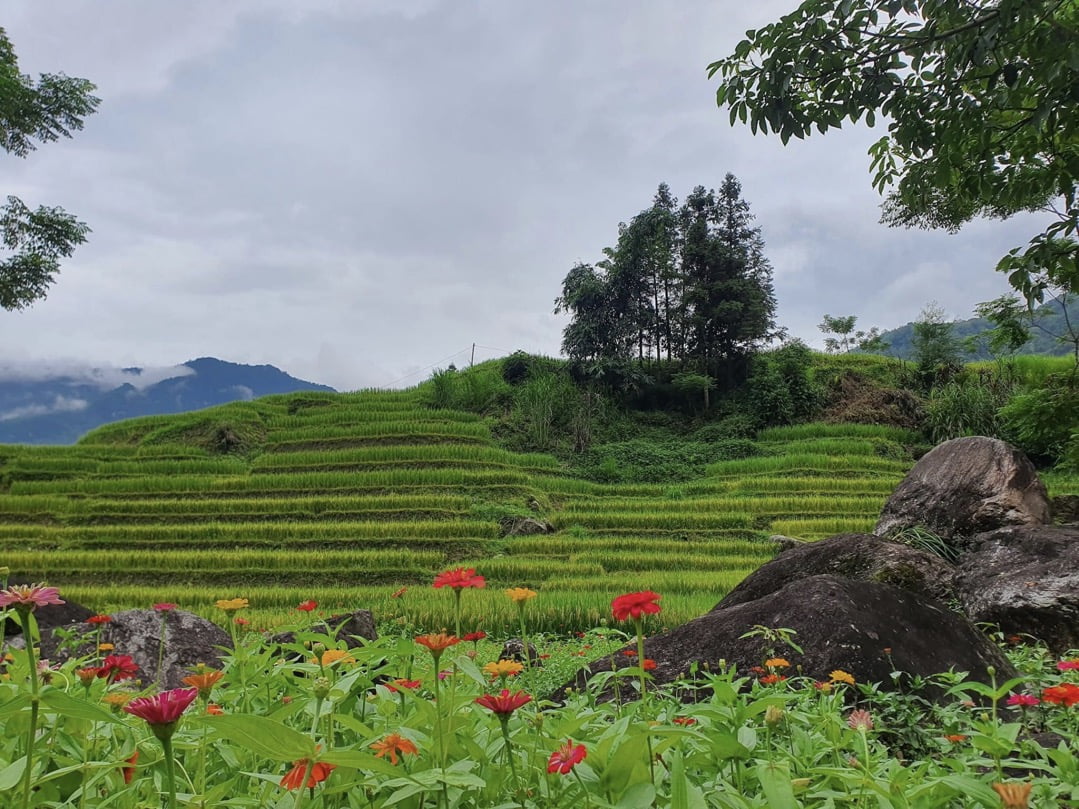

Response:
(1, 581), (1078, 808)
(0, 387), (1073, 633)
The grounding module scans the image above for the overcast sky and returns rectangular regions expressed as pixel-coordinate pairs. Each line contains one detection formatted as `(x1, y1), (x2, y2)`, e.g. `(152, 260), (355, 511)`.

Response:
(1, 2), (1042, 391)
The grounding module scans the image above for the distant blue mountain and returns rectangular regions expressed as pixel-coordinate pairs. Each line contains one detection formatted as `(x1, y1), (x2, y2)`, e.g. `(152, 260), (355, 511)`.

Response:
(0, 357), (335, 444)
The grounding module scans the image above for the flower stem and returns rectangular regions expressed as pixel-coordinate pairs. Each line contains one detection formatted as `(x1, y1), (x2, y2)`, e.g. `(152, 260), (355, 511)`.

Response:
(17, 607), (40, 809)
(162, 735), (178, 809)
(157, 613), (168, 688)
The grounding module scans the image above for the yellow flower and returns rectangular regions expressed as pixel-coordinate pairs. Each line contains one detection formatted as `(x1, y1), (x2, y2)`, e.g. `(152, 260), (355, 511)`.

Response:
(829, 669), (855, 685)
(505, 587), (537, 603)
(991, 782), (1031, 809)
(313, 649), (355, 666)
(215, 598), (248, 611)
(97, 643), (114, 652)
(764, 658), (790, 669)
(483, 659), (525, 678)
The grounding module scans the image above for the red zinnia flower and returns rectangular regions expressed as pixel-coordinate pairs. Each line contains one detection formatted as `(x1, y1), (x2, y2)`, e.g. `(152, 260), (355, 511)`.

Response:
(121, 751), (138, 784)
(0, 584), (64, 609)
(476, 688), (532, 716)
(547, 740), (587, 774)
(1042, 683), (1079, 707)
(86, 614), (112, 624)
(152, 602), (176, 612)
(611, 591), (661, 622)
(622, 649), (637, 657)
(297, 600), (317, 612)
(463, 631), (487, 642)
(672, 717), (697, 726)
(98, 654), (139, 682)
(433, 567), (485, 590)
(642, 659), (656, 671)
(759, 674), (786, 685)
(385, 678), (422, 692)
(1006, 693), (1040, 707)
(280, 759), (336, 790)
(206, 703), (224, 715)
(123, 688), (198, 726)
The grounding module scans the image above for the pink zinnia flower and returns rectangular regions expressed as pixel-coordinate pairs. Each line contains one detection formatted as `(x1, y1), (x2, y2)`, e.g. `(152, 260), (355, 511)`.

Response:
(475, 689), (532, 716)
(847, 709), (873, 731)
(547, 740), (587, 774)
(153, 603), (177, 612)
(123, 688), (198, 726)
(1057, 659), (1079, 672)
(0, 584), (64, 609)
(1006, 693), (1040, 707)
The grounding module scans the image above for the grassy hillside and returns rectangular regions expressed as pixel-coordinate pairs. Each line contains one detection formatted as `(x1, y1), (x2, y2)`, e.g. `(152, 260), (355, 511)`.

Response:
(1, 386), (1074, 636)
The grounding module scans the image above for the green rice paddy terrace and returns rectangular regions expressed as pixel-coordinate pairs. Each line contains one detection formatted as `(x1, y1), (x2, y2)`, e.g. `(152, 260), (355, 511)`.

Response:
(1, 389), (1074, 635)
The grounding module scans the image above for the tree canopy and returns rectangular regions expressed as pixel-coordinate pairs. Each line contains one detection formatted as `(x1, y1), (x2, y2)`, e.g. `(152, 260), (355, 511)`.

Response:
(555, 177), (778, 381)
(708, 0), (1079, 306)
(1, 26), (99, 311)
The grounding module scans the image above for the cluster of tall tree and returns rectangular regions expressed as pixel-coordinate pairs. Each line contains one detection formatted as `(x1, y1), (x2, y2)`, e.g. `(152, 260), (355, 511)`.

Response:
(555, 175), (778, 377)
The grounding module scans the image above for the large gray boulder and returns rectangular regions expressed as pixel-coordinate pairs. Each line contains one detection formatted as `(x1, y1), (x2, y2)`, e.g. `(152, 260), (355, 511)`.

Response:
(556, 575), (1014, 703)
(955, 525), (1079, 655)
(34, 609), (232, 689)
(875, 437), (1051, 542)
(716, 533), (957, 608)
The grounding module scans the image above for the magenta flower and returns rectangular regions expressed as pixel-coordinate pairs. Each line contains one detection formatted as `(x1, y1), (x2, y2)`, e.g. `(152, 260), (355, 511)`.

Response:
(0, 584), (64, 610)
(1006, 693), (1041, 707)
(1057, 659), (1079, 672)
(153, 603), (177, 612)
(124, 688), (198, 729)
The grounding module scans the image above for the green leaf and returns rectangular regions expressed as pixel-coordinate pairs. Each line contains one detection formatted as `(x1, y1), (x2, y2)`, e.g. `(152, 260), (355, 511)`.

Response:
(319, 749), (402, 777)
(39, 689), (120, 724)
(615, 782), (656, 808)
(756, 760), (798, 809)
(0, 693), (30, 720)
(201, 714), (316, 762)
(0, 756), (27, 791)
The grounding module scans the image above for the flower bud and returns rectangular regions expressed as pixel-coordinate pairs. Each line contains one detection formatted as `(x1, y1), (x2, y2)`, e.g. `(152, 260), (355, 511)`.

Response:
(764, 705), (784, 727)
(313, 677), (331, 699)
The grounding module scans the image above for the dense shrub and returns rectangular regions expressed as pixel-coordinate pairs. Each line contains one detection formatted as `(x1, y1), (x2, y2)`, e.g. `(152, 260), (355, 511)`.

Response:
(925, 380), (1007, 443)
(744, 340), (823, 428)
(573, 437), (759, 483)
(999, 377), (1079, 464)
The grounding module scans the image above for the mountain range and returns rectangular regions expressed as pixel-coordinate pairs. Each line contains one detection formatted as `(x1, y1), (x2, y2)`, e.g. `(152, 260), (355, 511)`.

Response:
(876, 297), (1078, 361)
(0, 357), (335, 445)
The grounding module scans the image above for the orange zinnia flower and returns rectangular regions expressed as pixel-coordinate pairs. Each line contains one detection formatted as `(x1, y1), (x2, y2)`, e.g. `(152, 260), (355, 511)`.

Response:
(415, 633), (460, 654)
(121, 751), (139, 784)
(992, 782), (1032, 809)
(205, 703), (224, 715)
(280, 759), (336, 790)
(370, 733), (419, 765)
(182, 669), (224, 698)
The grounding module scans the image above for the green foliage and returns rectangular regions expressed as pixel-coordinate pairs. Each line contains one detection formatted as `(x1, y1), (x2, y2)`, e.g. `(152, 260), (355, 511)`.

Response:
(912, 303), (963, 388)
(572, 437), (759, 483)
(691, 414), (757, 442)
(556, 177), (778, 375)
(709, 0), (1079, 305)
(925, 380), (1008, 444)
(1, 27), (100, 310)
(818, 313), (888, 354)
(744, 340), (823, 428)
(999, 377), (1079, 463)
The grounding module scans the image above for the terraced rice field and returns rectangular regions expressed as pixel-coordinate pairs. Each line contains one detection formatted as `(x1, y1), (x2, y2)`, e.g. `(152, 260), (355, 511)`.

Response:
(1, 390), (1063, 634)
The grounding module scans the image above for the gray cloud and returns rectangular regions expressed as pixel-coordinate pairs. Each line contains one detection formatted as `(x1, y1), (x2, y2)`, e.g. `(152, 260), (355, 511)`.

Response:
(0, 2), (1049, 391)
